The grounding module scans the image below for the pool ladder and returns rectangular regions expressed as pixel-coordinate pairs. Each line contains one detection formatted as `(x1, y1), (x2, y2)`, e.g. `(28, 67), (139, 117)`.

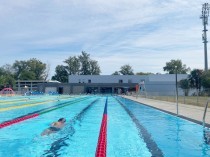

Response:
(203, 99), (210, 144)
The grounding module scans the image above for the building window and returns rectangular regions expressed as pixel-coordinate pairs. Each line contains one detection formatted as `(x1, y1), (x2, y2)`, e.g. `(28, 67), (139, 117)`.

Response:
(88, 79), (91, 83)
(119, 79), (123, 83)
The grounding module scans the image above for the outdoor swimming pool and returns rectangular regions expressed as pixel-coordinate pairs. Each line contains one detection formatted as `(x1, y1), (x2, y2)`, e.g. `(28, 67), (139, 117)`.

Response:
(0, 95), (209, 156)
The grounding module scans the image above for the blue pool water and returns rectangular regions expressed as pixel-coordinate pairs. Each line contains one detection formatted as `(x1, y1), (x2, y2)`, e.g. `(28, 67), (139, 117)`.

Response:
(0, 95), (209, 157)
(0, 95), (78, 122)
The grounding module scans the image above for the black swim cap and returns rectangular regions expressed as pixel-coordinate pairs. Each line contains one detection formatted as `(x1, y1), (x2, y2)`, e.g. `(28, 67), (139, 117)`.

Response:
(58, 118), (66, 122)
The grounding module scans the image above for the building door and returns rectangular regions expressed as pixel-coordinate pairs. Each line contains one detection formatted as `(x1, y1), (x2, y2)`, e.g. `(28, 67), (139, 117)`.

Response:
(100, 87), (112, 94)
(58, 87), (63, 94)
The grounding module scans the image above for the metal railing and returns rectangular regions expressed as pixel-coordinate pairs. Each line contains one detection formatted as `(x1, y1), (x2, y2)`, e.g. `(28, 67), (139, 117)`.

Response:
(203, 99), (210, 144)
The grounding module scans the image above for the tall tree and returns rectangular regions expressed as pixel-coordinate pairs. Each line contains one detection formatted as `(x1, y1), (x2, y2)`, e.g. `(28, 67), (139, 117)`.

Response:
(201, 70), (210, 89)
(27, 58), (47, 80)
(13, 59), (47, 80)
(119, 64), (134, 75)
(89, 60), (101, 75)
(19, 71), (36, 80)
(64, 56), (80, 75)
(0, 66), (16, 90)
(51, 65), (68, 83)
(13, 60), (28, 79)
(188, 69), (203, 91)
(163, 59), (190, 74)
(79, 51), (91, 75)
(112, 71), (120, 75)
(179, 79), (190, 96)
(0, 75), (16, 90)
(43, 63), (51, 80)
(77, 51), (101, 75)
(2, 64), (15, 75)
(136, 72), (153, 75)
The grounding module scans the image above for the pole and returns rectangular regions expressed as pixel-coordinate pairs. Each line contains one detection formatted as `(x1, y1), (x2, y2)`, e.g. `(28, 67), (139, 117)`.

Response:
(201, 3), (210, 71)
(175, 66), (179, 115)
(204, 23), (208, 71)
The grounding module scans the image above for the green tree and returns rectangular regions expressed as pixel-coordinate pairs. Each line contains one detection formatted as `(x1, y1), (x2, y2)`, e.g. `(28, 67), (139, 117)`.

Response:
(51, 65), (68, 83)
(2, 64), (15, 75)
(56, 51), (101, 77)
(13, 60), (28, 79)
(188, 69), (203, 91)
(163, 59), (190, 74)
(64, 56), (80, 75)
(0, 67), (4, 76)
(201, 70), (210, 89)
(0, 65), (16, 90)
(112, 71), (120, 75)
(89, 60), (101, 75)
(27, 58), (47, 80)
(44, 63), (51, 80)
(78, 51), (101, 75)
(79, 51), (91, 75)
(19, 71), (36, 80)
(13, 59), (47, 80)
(179, 79), (190, 96)
(136, 72), (153, 75)
(119, 64), (134, 75)
(0, 75), (16, 90)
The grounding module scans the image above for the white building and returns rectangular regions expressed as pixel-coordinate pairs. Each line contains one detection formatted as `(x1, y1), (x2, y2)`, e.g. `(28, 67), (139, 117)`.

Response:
(37, 74), (188, 95)
(68, 74), (188, 95)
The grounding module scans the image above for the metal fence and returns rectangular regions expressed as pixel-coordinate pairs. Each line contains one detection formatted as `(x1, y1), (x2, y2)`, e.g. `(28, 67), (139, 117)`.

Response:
(132, 87), (210, 107)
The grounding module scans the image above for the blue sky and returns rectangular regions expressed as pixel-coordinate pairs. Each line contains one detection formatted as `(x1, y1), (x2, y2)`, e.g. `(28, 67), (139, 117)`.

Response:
(0, 0), (208, 78)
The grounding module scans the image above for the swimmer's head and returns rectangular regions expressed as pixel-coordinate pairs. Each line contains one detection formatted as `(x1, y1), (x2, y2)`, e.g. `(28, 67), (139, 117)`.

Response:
(58, 118), (66, 123)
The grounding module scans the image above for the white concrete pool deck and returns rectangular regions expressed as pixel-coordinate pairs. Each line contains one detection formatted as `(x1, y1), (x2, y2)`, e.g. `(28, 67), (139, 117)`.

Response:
(122, 95), (210, 126)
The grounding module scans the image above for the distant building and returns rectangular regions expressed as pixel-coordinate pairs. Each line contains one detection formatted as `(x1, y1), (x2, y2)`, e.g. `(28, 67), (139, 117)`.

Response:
(37, 74), (188, 95)
(16, 80), (47, 93)
(16, 80), (60, 94)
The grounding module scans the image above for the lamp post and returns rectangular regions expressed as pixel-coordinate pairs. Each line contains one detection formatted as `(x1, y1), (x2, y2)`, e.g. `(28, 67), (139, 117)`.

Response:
(175, 66), (179, 115)
(200, 3), (210, 71)
(18, 79), (20, 93)
(196, 72), (199, 105)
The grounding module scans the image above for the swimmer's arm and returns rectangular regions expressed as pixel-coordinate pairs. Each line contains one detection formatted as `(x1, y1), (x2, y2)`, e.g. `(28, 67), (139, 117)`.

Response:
(50, 122), (56, 126)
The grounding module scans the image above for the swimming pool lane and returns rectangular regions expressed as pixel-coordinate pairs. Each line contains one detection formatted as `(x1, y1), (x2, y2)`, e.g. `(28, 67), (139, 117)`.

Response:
(0, 96), (86, 124)
(0, 96), (91, 129)
(95, 97), (108, 157)
(117, 96), (210, 157)
(0, 96), (103, 157)
(0, 95), (209, 157)
(107, 96), (152, 157)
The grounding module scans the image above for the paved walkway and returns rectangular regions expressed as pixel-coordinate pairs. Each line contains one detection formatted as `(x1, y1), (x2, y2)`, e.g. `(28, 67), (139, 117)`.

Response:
(122, 95), (210, 126)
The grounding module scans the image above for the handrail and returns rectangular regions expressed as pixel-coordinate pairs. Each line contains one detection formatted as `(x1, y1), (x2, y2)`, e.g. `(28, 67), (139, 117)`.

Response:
(202, 99), (210, 130)
(202, 99), (210, 144)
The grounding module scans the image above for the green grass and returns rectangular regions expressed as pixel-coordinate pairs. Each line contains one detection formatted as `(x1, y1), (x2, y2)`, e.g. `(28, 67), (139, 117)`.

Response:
(146, 95), (210, 107)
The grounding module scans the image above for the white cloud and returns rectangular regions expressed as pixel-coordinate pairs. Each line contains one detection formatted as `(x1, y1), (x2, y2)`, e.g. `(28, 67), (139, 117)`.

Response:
(0, 0), (209, 77)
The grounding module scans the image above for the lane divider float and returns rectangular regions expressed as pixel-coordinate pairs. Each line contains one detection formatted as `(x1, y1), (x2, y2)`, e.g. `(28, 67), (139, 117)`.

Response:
(0, 96), (77, 112)
(0, 95), (73, 105)
(95, 97), (108, 157)
(0, 96), (90, 129)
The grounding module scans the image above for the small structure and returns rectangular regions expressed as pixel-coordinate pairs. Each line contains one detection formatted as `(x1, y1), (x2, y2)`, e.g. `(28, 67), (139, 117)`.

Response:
(0, 88), (15, 96)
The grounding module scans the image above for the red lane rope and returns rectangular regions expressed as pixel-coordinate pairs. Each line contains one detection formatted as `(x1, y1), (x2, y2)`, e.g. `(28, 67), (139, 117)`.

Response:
(0, 97), (89, 129)
(0, 113), (39, 129)
(96, 115), (107, 157)
(95, 98), (108, 157)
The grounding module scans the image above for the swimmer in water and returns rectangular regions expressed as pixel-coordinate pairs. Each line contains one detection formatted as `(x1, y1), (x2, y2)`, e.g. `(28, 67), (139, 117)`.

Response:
(41, 118), (66, 136)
